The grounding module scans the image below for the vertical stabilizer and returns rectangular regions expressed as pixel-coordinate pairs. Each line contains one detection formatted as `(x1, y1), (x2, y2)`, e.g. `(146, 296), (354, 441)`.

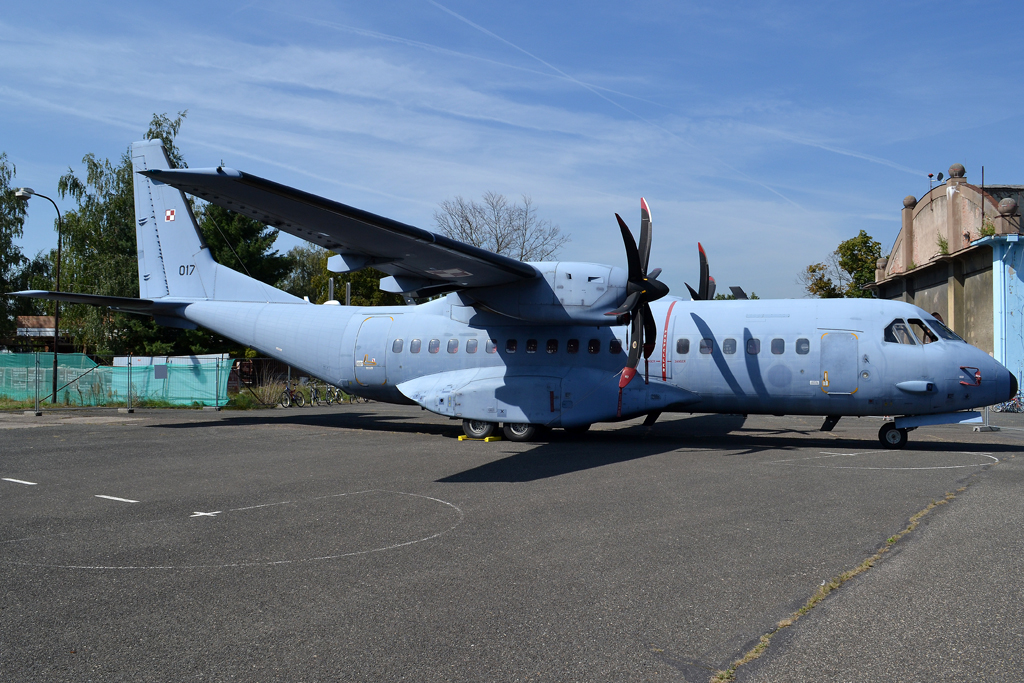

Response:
(130, 139), (301, 304)
(132, 140), (213, 299)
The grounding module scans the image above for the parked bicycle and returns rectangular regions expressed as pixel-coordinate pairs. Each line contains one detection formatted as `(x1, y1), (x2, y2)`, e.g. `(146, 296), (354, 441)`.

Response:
(993, 392), (1023, 413)
(309, 380), (334, 406)
(279, 381), (305, 408)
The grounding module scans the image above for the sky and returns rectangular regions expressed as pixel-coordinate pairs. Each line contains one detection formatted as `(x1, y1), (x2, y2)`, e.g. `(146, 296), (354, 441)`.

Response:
(2, 0), (1022, 299)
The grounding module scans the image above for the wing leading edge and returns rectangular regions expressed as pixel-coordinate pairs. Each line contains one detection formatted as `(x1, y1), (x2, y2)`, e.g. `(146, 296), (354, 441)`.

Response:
(139, 167), (539, 296)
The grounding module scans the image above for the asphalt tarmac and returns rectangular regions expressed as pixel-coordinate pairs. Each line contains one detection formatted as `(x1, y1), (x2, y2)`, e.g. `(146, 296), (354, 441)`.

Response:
(1, 405), (1021, 682)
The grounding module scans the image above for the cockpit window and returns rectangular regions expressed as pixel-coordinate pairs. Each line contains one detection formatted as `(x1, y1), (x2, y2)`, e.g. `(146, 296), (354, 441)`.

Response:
(926, 318), (965, 342)
(907, 319), (938, 344)
(883, 319), (916, 345)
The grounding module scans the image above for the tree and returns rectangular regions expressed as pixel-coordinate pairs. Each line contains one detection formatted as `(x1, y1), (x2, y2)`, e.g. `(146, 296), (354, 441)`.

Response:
(433, 192), (568, 261)
(799, 230), (881, 299)
(0, 152), (29, 340)
(198, 203), (291, 287)
(280, 244), (404, 307)
(714, 291), (759, 300)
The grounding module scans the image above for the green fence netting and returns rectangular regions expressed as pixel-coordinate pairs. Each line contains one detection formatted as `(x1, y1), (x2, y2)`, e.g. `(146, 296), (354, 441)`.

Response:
(0, 353), (230, 407)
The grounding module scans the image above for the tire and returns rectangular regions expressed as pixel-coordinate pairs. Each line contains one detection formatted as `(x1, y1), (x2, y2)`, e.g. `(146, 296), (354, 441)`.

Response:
(463, 419), (496, 439)
(325, 389), (335, 405)
(503, 422), (540, 442)
(279, 391), (291, 408)
(294, 393), (305, 408)
(878, 423), (908, 449)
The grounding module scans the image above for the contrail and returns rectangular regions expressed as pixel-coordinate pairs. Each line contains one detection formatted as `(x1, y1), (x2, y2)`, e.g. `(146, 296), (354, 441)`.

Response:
(427, 0), (805, 210)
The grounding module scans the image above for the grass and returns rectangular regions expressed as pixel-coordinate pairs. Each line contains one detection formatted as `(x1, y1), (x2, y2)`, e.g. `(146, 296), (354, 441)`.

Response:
(710, 488), (967, 682)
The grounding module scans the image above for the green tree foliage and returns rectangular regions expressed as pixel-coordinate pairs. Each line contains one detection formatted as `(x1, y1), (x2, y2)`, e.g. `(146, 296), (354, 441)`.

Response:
(280, 244), (404, 306)
(799, 230), (881, 299)
(198, 203), (291, 287)
(0, 153), (29, 339)
(714, 291), (759, 300)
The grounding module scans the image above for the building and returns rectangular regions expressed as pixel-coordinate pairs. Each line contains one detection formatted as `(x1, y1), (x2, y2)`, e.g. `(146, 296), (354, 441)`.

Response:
(871, 163), (1022, 386)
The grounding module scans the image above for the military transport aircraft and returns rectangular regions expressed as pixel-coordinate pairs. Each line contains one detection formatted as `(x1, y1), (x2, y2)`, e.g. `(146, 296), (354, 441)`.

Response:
(11, 140), (1017, 447)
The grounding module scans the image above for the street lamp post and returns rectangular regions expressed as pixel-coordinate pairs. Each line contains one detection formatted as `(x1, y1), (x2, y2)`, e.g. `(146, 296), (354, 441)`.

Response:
(15, 188), (62, 405)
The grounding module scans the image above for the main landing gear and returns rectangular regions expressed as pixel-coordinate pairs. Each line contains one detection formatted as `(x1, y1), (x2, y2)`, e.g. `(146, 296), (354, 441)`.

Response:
(878, 422), (909, 449)
(461, 420), (590, 442)
(462, 419), (496, 439)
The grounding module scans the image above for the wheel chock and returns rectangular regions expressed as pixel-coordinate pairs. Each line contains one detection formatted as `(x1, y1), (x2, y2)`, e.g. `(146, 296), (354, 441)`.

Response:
(458, 435), (503, 442)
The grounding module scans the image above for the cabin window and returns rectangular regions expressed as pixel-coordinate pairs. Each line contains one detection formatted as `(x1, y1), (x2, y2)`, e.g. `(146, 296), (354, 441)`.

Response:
(526, 339), (538, 353)
(722, 338), (736, 354)
(676, 338), (690, 354)
(547, 339), (558, 354)
(486, 339), (497, 353)
(409, 339), (421, 354)
(884, 319), (916, 345)
(610, 339), (623, 354)
(506, 339), (518, 353)
(588, 339), (601, 354)
(746, 338), (760, 355)
(447, 339), (459, 353)
(699, 338), (713, 354)
(466, 339), (479, 354)
(796, 338), (810, 354)
(771, 338), (785, 354)
(428, 339), (440, 353)
(392, 339), (403, 353)
(907, 319), (937, 344)
(567, 339), (580, 354)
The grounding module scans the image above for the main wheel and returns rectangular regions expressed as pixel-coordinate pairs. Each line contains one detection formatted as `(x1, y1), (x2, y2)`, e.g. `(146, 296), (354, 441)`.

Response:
(463, 419), (496, 439)
(878, 423), (908, 449)
(279, 391), (291, 408)
(503, 422), (540, 442)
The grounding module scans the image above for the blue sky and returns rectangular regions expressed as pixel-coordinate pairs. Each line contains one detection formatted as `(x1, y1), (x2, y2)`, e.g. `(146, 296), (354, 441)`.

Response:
(2, 0), (1021, 298)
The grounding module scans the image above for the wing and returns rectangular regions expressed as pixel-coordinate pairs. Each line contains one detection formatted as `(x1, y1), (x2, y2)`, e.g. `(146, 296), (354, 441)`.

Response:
(139, 167), (538, 295)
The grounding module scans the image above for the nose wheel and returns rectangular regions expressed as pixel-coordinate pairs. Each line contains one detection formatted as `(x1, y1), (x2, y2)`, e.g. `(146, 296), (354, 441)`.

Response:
(878, 423), (908, 449)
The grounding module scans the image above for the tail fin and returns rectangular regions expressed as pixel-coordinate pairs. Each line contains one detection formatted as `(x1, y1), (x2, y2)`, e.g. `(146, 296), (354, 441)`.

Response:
(130, 140), (300, 303)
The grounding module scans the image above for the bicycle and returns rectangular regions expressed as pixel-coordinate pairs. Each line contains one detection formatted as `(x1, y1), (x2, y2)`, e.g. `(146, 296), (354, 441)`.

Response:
(279, 381), (305, 408)
(309, 380), (333, 406)
(993, 393), (1023, 413)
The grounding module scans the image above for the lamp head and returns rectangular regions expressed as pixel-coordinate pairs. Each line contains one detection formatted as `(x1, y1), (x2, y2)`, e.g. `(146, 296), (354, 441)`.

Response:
(14, 187), (35, 200)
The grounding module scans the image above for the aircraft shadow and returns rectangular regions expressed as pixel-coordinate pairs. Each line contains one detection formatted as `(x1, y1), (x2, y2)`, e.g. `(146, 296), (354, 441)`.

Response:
(438, 414), (1021, 483)
(151, 409), (457, 437)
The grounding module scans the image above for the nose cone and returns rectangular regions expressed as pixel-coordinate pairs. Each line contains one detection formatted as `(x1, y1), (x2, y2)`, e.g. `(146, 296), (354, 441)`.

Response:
(1010, 371), (1019, 401)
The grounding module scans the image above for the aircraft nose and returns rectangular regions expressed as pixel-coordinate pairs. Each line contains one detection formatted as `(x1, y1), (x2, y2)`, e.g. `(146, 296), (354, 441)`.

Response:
(1010, 371), (1019, 401)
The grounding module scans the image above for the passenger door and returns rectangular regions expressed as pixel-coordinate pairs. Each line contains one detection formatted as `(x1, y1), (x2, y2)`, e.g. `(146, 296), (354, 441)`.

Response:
(354, 316), (393, 386)
(820, 331), (859, 395)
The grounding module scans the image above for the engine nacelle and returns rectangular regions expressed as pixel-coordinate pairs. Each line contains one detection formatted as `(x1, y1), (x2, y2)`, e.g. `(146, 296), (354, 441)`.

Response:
(457, 262), (628, 325)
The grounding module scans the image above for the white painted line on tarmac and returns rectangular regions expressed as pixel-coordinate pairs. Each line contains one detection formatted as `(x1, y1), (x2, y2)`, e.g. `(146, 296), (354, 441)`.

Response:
(3, 478), (37, 486)
(95, 495), (139, 503)
(190, 511), (222, 517)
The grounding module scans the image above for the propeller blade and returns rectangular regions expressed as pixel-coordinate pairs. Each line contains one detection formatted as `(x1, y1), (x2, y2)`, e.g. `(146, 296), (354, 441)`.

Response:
(642, 303), (656, 359)
(605, 290), (642, 317)
(647, 267), (662, 280)
(615, 214), (642, 281)
(638, 198), (653, 275)
(686, 283), (700, 301)
(627, 313), (643, 369)
(698, 243), (709, 300)
(707, 276), (716, 300)
(729, 286), (748, 300)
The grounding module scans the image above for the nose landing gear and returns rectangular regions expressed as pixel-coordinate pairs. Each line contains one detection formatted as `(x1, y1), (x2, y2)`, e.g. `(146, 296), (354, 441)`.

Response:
(878, 423), (909, 449)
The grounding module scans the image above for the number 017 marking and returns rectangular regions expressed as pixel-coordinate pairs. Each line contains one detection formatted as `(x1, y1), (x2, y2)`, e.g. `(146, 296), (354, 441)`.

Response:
(178, 264), (195, 276)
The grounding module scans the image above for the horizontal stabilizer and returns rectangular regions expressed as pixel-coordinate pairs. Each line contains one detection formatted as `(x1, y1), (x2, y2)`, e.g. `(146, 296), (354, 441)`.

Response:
(7, 290), (187, 316)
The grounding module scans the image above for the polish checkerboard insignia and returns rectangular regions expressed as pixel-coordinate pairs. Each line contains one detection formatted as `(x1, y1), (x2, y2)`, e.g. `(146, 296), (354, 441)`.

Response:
(165, 209), (175, 222)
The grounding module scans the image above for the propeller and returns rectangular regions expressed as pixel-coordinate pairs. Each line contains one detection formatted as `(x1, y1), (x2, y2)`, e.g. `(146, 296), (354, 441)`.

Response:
(606, 198), (670, 400)
(685, 243), (715, 300)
